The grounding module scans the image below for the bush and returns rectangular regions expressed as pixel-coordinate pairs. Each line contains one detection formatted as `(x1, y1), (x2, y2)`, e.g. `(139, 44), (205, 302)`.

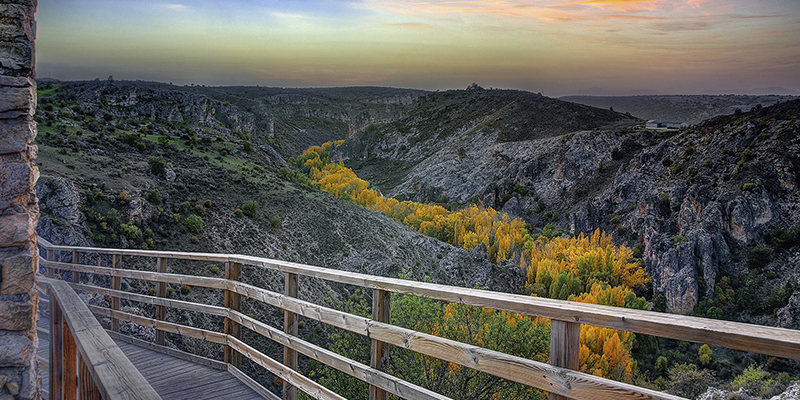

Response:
(148, 156), (166, 175)
(271, 216), (282, 229)
(234, 209), (243, 218)
(698, 344), (712, 366)
(146, 189), (162, 205)
(241, 200), (258, 218)
(243, 141), (253, 152)
(742, 182), (756, 191)
(666, 363), (717, 398)
(180, 285), (190, 295)
(748, 245), (772, 269)
(184, 214), (203, 234)
(119, 223), (142, 242)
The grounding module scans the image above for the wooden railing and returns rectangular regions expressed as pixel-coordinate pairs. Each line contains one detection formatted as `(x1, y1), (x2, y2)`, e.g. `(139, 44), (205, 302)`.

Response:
(44, 278), (162, 400)
(37, 239), (800, 400)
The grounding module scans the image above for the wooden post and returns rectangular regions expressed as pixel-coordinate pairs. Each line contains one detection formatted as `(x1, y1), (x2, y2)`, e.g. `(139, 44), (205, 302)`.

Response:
(283, 272), (298, 400)
(46, 249), (54, 279)
(71, 251), (80, 283)
(64, 322), (78, 400)
(111, 254), (122, 332)
(224, 261), (242, 368)
(79, 356), (101, 400)
(155, 257), (168, 345)
(50, 294), (63, 400)
(369, 289), (391, 400)
(548, 320), (581, 400)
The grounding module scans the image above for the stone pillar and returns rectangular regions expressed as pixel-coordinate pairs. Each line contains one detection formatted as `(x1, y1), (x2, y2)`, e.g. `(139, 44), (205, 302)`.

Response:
(0, 0), (40, 399)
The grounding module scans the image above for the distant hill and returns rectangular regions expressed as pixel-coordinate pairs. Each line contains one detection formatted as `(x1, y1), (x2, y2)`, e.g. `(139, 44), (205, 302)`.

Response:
(560, 94), (798, 124)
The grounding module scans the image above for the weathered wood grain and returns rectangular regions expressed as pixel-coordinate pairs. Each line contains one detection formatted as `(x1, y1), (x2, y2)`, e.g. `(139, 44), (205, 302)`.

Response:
(224, 261), (242, 368)
(155, 257), (168, 346)
(284, 272), (299, 400)
(48, 280), (162, 400)
(229, 310), (451, 400)
(370, 289), (390, 400)
(111, 254), (122, 332)
(550, 321), (581, 400)
(227, 337), (346, 400)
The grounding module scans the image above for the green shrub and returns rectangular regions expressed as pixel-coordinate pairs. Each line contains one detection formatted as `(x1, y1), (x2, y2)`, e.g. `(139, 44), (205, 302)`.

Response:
(171, 213), (180, 223)
(241, 200), (258, 218)
(180, 285), (190, 295)
(271, 216), (282, 229)
(748, 245), (772, 269)
(234, 209), (243, 218)
(148, 156), (166, 175)
(513, 184), (527, 195)
(119, 223), (142, 242)
(184, 214), (203, 234)
(742, 182), (756, 191)
(190, 236), (199, 244)
(666, 363), (717, 399)
(243, 141), (253, 152)
(698, 344), (712, 366)
(672, 235), (687, 247)
(146, 189), (162, 205)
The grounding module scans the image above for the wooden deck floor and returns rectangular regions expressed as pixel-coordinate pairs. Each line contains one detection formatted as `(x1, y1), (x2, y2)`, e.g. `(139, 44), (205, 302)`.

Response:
(37, 291), (275, 400)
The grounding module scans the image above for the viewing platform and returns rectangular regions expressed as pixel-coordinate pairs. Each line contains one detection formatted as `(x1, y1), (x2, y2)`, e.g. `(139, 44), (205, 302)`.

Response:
(34, 238), (800, 400)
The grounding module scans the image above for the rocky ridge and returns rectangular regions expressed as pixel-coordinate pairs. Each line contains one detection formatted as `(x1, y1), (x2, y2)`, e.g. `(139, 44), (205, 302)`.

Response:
(335, 94), (800, 320)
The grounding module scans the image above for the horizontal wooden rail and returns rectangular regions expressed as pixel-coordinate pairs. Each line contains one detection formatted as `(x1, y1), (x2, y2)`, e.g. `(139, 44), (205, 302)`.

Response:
(40, 255), (800, 360)
(38, 240), (800, 400)
(45, 279), (162, 400)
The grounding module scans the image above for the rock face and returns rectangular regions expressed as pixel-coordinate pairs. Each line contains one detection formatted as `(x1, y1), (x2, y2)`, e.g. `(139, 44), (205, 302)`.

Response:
(0, 1), (41, 399)
(337, 91), (800, 315)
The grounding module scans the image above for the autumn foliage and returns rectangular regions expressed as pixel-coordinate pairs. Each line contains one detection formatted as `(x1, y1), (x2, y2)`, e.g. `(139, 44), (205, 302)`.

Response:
(298, 141), (652, 384)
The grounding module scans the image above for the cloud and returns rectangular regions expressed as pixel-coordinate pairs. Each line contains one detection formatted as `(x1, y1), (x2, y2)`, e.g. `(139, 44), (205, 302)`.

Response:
(162, 4), (189, 11)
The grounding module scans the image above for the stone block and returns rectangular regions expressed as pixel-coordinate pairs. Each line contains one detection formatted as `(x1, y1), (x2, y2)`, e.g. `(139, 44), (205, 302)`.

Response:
(0, 85), (33, 115)
(0, 4), (34, 40)
(0, 161), (35, 207)
(0, 300), (32, 330)
(0, 41), (33, 75)
(1, 252), (35, 295)
(0, 213), (35, 248)
(0, 334), (33, 368)
(0, 117), (34, 154)
(0, 75), (33, 87)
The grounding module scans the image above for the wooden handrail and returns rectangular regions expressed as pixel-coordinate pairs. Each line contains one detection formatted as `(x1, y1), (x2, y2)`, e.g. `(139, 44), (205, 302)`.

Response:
(45, 279), (162, 400)
(37, 240), (800, 400)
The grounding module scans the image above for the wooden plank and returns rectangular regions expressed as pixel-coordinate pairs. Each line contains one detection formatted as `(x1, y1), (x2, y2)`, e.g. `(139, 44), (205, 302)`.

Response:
(50, 294), (63, 400)
(38, 240), (232, 262)
(549, 321), (581, 400)
(155, 257), (168, 346)
(46, 249), (55, 279)
(108, 331), (228, 371)
(64, 323), (77, 400)
(112, 254), (122, 332)
(71, 251), (80, 284)
(80, 356), (102, 400)
(231, 281), (684, 400)
(370, 289), (390, 400)
(224, 261), (242, 368)
(227, 337), (347, 400)
(69, 282), (229, 318)
(283, 272), (299, 400)
(229, 310), (451, 400)
(48, 280), (163, 400)
(90, 306), (228, 345)
(232, 256), (800, 361)
(228, 364), (282, 400)
(41, 260), (229, 291)
(43, 248), (800, 361)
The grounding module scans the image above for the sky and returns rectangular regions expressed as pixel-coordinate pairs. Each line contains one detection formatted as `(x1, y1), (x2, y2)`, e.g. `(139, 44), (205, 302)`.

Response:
(36, 0), (800, 95)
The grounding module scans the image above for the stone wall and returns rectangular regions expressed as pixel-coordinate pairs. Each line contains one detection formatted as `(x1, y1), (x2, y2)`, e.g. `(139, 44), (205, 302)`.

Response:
(0, 0), (40, 399)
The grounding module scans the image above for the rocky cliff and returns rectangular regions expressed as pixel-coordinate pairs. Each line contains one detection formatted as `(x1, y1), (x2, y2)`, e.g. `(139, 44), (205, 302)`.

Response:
(335, 90), (800, 319)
